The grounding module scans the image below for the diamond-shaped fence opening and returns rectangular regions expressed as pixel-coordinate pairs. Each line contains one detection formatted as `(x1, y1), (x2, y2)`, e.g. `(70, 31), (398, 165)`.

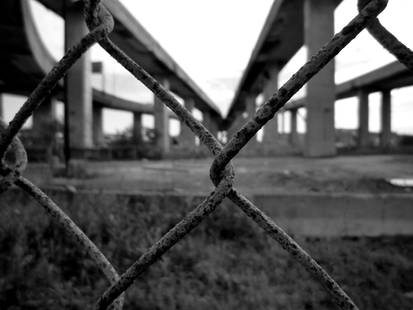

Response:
(1, 0), (410, 309)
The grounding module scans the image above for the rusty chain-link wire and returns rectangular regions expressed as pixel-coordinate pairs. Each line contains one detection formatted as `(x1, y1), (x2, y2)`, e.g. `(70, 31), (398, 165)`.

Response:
(2, 0), (411, 308)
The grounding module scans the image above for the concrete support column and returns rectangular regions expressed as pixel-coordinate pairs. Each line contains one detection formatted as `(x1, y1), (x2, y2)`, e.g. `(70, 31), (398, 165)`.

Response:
(304, 0), (336, 157)
(203, 112), (219, 138)
(132, 112), (143, 143)
(65, 1), (93, 156)
(154, 80), (170, 156)
(262, 67), (279, 145)
(245, 94), (258, 146)
(280, 112), (286, 133)
(0, 94), (3, 120)
(289, 109), (299, 147)
(381, 90), (392, 148)
(33, 97), (56, 132)
(92, 106), (104, 147)
(226, 114), (244, 141)
(358, 90), (369, 148)
(179, 98), (196, 148)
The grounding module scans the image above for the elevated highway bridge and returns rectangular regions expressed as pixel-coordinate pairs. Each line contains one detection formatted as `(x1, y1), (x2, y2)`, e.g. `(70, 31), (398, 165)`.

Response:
(0, 0), (221, 158)
(223, 0), (413, 156)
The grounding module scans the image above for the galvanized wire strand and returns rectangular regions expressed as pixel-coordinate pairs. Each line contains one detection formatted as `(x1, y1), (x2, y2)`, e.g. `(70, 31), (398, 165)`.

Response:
(15, 176), (124, 310)
(358, 0), (413, 72)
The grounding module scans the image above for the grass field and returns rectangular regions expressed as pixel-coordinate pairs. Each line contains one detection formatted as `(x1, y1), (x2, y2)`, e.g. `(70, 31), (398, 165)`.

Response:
(1, 191), (412, 309)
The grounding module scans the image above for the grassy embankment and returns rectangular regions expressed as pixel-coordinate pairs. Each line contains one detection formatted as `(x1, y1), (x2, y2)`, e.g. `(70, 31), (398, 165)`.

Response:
(0, 192), (412, 309)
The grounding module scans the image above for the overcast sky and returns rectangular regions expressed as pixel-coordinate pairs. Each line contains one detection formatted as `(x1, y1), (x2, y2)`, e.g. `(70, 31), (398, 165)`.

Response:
(5, 0), (413, 135)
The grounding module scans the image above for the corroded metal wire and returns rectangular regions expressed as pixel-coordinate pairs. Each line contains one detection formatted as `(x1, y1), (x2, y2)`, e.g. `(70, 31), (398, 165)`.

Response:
(88, 1), (386, 309)
(15, 176), (124, 310)
(358, 0), (413, 72)
(0, 0), (406, 309)
(0, 3), (122, 309)
(210, 0), (388, 179)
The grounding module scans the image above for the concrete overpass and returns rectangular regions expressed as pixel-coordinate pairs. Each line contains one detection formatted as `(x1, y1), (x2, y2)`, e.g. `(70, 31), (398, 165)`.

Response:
(0, 0), (221, 158)
(225, 0), (346, 157)
(282, 61), (413, 149)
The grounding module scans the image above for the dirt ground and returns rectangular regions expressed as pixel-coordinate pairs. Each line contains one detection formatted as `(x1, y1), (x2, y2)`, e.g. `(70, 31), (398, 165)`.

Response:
(26, 154), (413, 195)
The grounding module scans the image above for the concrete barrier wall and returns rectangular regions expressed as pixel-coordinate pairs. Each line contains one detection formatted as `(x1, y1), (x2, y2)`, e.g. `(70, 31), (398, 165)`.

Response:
(2, 188), (413, 237)
(254, 192), (413, 237)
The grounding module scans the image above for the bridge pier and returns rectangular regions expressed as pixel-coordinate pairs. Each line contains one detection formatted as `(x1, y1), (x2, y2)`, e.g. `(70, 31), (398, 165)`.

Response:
(261, 68), (279, 147)
(380, 90), (392, 148)
(132, 112), (143, 143)
(65, 1), (93, 158)
(304, 0), (336, 157)
(0, 94), (3, 120)
(154, 80), (170, 156)
(246, 94), (258, 148)
(358, 90), (370, 148)
(179, 98), (196, 149)
(33, 96), (57, 132)
(202, 111), (219, 138)
(289, 109), (299, 148)
(92, 106), (104, 147)
(227, 114), (244, 142)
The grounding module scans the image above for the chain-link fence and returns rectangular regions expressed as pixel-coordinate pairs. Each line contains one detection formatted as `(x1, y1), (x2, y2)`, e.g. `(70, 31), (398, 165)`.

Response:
(1, 0), (411, 309)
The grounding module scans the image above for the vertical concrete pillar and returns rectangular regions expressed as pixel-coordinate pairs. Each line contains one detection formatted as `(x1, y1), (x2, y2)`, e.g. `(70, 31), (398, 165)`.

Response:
(33, 97), (56, 132)
(0, 94), (3, 120)
(262, 67), (279, 145)
(92, 106), (104, 147)
(179, 98), (196, 148)
(154, 80), (170, 156)
(304, 0), (336, 157)
(358, 90), (369, 148)
(245, 94), (258, 147)
(226, 114), (244, 141)
(280, 112), (286, 133)
(203, 111), (219, 138)
(381, 90), (392, 148)
(132, 112), (143, 143)
(289, 109), (299, 147)
(65, 1), (93, 155)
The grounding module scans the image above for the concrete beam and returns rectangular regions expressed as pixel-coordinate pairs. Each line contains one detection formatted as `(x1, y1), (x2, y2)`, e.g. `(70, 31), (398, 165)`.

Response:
(37, 0), (221, 119)
(132, 112), (143, 143)
(358, 90), (369, 148)
(179, 98), (196, 148)
(337, 61), (412, 99)
(92, 105), (104, 147)
(304, 0), (336, 157)
(65, 1), (93, 154)
(154, 80), (170, 156)
(381, 90), (392, 148)
(286, 61), (413, 111)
